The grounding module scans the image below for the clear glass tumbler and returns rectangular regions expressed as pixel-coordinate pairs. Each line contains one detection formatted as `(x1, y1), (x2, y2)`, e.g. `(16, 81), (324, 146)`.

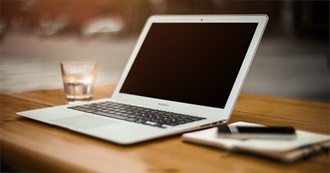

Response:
(60, 62), (97, 104)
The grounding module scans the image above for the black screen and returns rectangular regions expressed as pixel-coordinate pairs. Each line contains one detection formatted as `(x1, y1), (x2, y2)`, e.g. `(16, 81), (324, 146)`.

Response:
(236, 126), (296, 134)
(120, 23), (257, 108)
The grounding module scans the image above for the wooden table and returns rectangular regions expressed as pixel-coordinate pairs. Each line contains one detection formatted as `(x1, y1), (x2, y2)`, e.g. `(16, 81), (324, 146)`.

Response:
(1, 84), (329, 173)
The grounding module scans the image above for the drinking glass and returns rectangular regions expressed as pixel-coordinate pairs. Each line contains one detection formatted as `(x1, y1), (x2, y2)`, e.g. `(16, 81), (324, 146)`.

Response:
(60, 62), (97, 104)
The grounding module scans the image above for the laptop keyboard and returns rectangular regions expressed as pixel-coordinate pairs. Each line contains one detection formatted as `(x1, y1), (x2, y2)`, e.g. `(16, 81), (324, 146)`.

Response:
(68, 101), (206, 128)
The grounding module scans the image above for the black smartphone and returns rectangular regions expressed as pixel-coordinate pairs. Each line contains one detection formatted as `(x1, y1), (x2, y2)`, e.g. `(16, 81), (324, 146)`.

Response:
(217, 125), (296, 140)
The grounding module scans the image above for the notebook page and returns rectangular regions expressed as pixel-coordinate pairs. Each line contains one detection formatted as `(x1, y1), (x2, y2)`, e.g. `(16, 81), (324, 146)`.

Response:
(228, 122), (330, 151)
(182, 127), (241, 149)
(182, 122), (330, 152)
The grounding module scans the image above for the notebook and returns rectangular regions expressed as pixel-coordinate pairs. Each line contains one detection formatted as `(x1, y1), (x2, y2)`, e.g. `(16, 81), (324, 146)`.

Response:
(182, 122), (330, 162)
(17, 15), (268, 145)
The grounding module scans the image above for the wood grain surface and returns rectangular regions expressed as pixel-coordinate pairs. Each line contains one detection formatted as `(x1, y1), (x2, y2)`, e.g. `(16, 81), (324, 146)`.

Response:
(1, 84), (329, 173)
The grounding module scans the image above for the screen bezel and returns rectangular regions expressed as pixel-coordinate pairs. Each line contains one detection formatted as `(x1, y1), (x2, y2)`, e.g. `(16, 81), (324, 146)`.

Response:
(111, 15), (268, 119)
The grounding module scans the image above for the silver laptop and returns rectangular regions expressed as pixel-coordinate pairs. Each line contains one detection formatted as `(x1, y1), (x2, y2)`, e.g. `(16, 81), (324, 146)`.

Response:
(17, 15), (268, 145)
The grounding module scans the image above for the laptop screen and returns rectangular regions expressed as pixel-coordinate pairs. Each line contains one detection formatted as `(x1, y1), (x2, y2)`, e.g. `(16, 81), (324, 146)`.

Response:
(120, 23), (257, 108)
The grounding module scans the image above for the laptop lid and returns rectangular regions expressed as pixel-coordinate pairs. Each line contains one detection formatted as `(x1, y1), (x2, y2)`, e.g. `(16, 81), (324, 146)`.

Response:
(111, 15), (268, 120)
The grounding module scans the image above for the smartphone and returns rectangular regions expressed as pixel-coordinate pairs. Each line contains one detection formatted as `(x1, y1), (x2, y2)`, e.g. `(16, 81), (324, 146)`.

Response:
(217, 125), (296, 140)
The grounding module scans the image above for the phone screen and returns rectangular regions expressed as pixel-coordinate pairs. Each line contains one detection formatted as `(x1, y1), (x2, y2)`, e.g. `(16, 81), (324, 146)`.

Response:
(231, 126), (295, 134)
(217, 125), (296, 139)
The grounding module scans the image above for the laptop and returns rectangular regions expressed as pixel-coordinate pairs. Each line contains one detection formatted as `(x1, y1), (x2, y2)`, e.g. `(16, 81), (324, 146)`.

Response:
(17, 15), (268, 145)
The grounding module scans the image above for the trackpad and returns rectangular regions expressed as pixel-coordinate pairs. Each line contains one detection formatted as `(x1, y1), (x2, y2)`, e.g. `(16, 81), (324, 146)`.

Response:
(52, 114), (119, 129)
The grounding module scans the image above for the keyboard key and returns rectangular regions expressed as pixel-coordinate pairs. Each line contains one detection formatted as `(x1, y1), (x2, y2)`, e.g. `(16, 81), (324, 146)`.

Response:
(93, 111), (128, 120)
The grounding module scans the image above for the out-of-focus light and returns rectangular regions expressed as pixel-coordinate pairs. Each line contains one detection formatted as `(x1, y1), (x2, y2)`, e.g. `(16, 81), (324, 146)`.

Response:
(81, 17), (125, 37)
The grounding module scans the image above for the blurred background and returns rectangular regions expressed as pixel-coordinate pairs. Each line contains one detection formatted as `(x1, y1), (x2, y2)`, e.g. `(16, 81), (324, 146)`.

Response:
(0, 0), (329, 103)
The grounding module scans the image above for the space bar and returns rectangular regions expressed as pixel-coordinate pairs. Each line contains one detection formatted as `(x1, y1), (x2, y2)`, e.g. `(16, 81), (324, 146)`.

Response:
(94, 112), (127, 120)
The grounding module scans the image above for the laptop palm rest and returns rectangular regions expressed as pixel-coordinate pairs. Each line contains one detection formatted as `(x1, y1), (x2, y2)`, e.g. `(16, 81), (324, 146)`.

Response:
(52, 114), (119, 130)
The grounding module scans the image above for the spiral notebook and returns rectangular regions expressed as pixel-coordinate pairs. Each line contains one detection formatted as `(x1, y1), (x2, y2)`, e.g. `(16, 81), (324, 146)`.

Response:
(182, 122), (330, 162)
